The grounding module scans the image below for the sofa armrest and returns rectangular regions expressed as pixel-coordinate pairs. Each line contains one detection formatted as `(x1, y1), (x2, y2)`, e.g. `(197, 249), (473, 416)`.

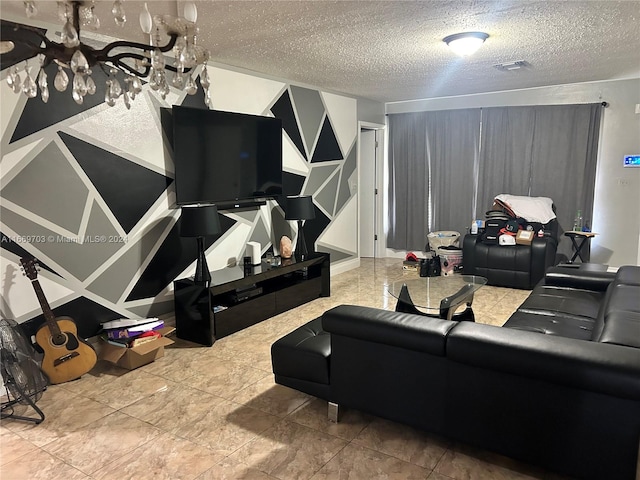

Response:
(447, 321), (640, 401)
(530, 236), (557, 285)
(462, 234), (482, 273)
(544, 266), (616, 291)
(322, 305), (456, 356)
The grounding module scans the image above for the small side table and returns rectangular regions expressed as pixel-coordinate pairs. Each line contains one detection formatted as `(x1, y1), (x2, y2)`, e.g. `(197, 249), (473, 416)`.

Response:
(564, 231), (597, 263)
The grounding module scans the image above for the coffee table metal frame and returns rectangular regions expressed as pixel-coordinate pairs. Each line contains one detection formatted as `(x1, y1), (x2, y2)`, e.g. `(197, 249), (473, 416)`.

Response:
(389, 275), (488, 321)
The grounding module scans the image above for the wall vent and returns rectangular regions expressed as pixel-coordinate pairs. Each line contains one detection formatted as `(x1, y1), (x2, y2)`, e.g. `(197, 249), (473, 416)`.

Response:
(493, 60), (529, 71)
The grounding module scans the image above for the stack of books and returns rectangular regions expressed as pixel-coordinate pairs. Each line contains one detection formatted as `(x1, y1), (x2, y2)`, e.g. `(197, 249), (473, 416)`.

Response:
(100, 318), (165, 348)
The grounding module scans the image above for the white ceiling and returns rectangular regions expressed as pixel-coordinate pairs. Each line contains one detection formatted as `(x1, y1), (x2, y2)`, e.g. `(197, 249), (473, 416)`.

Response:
(2, 0), (639, 103)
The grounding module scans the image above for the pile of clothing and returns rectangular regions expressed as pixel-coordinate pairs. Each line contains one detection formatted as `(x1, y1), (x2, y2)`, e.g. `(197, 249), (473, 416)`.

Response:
(481, 194), (556, 245)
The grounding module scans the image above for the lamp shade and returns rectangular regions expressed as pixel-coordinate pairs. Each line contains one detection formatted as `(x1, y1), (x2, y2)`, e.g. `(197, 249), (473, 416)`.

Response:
(179, 205), (221, 237)
(285, 196), (315, 220)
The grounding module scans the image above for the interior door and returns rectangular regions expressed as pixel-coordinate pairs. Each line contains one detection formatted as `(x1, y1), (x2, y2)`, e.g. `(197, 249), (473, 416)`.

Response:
(360, 129), (377, 257)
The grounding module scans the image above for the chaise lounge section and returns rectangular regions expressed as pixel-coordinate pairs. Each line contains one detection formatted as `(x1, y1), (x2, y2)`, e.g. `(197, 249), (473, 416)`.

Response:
(271, 266), (640, 480)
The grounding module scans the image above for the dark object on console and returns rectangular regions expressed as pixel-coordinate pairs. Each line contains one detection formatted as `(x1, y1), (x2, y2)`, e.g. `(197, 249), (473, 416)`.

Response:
(179, 205), (221, 285)
(463, 218), (559, 289)
(285, 195), (315, 261)
(272, 265), (640, 480)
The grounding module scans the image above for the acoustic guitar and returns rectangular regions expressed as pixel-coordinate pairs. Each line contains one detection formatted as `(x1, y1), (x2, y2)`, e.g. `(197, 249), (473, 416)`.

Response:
(20, 257), (97, 384)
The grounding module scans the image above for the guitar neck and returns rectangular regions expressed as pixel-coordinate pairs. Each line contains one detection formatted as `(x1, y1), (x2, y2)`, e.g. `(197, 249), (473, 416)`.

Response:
(30, 278), (62, 337)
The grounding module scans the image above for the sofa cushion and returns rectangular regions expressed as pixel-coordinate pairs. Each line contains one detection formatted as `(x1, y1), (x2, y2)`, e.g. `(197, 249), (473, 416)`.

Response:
(606, 284), (640, 315)
(271, 317), (330, 385)
(517, 285), (604, 319)
(503, 311), (594, 340)
(597, 311), (640, 348)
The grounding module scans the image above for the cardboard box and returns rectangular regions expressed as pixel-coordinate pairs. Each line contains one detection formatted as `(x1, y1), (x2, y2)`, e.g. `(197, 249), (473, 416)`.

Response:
(402, 260), (419, 271)
(100, 326), (175, 370)
(516, 230), (535, 245)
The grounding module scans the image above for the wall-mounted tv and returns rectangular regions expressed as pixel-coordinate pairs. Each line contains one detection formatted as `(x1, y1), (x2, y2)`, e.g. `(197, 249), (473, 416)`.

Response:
(169, 106), (283, 208)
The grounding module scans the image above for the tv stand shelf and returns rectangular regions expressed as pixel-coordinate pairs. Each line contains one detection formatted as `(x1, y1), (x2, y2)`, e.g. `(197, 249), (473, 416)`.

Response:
(173, 253), (330, 346)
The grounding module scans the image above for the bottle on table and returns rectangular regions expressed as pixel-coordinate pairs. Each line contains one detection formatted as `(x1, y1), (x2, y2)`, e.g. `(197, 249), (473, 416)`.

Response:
(574, 209), (583, 232)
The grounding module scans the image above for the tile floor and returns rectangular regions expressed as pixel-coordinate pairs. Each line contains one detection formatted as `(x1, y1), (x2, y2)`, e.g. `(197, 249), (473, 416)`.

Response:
(1, 258), (575, 480)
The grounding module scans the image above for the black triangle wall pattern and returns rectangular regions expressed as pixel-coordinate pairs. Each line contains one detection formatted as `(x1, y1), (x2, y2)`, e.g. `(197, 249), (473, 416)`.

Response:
(59, 132), (172, 233)
(271, 90), (308, 161)
(311, 116), (343, 163)
(126, 213), (235, 301)
(11, 64), (115, 143)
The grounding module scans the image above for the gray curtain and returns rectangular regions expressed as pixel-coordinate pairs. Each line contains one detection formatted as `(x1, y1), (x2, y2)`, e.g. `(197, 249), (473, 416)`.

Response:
(387, 104), (601, 258)
(428, 109), (481, 237)
(387, 112), (430, 250)
(387, 109), (480, 250)
(476, 107), (536, 215)
(477, 104), (602, 258)
(529, 104), (602, 257)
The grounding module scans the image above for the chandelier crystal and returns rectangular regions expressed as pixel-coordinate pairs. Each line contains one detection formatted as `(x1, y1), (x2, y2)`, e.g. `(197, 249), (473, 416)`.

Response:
(1, 1), (211, 109)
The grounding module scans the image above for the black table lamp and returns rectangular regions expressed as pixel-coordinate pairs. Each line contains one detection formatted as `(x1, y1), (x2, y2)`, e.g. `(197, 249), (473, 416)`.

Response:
(285, 195), (315, 261)
(180, 205), (221, 285)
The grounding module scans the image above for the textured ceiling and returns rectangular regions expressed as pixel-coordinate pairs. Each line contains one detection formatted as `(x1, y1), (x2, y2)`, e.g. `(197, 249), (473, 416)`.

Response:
(1, 0), (639, 103)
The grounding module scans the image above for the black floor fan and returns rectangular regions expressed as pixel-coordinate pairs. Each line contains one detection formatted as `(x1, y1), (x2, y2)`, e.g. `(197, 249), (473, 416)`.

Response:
(1, 319), (48, 424)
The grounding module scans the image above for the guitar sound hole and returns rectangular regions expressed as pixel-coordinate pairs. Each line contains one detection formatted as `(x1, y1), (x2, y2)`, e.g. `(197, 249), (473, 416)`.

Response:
(50, 332), (80, 350)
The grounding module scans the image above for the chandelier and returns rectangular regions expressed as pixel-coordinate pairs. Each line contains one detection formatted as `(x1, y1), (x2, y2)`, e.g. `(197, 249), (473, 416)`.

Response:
(1, 1), (211, 108)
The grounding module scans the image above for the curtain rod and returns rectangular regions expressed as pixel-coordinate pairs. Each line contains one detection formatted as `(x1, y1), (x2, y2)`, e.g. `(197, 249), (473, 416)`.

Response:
(385, 102), (609, 115)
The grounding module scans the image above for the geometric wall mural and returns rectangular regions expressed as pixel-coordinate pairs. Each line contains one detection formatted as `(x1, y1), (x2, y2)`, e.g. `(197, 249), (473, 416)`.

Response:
(0, 24), (359, 339)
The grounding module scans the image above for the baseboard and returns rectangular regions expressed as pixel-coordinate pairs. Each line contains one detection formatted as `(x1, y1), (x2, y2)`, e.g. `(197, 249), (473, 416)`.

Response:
(330, 257), (360, 276)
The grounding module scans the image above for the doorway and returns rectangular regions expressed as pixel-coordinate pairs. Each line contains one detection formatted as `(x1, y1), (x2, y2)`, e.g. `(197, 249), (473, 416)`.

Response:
(358, 124), (384, 258)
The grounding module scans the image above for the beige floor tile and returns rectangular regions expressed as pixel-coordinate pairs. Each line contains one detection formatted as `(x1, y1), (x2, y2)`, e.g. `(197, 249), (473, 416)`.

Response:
(58, 360), (168, 404)
(182, 358), (270, 400)
(197, 456), (279, 480)
(0, 447), (89, 479)
(173, 399), (281, 456)
(287, 398), (373, 441)
(119, 381), (227, 432)
(228, 419), (348, 480)
(0, 430), (38, 465)
(138, 344), (208, 382)
(352, 417), (450, 469)
(2, 386), (115, 447)
(91, 431), (222, 480)
(434, 444), (546, 480)
(232, 377), (313, 418)
(42, 411), (161, 475)
(310, 443), (431, 480)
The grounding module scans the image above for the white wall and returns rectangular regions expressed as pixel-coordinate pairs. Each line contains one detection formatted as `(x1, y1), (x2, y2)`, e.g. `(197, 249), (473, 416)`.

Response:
(385, 78), (640, 268)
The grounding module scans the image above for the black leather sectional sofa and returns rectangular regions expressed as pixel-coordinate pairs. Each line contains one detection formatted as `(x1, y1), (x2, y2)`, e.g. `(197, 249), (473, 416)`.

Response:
(271, 266), (640, 480)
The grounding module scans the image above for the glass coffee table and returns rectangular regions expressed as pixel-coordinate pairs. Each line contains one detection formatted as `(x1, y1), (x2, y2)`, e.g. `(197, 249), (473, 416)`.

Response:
(389, 275), (488, 321)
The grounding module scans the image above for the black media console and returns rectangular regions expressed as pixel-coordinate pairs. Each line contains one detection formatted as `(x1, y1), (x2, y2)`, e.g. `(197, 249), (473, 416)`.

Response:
(173, 253), (330, 346)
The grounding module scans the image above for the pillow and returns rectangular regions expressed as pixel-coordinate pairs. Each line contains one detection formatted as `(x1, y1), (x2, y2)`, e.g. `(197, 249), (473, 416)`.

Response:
(494, 194), (556, 223)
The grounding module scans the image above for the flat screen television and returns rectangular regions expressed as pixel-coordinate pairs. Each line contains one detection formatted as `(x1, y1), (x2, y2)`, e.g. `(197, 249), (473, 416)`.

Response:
(169, 106), (283, 208)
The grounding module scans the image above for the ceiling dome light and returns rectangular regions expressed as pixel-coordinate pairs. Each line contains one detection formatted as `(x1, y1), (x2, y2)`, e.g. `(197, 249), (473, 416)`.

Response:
(443, 32), (489, 57)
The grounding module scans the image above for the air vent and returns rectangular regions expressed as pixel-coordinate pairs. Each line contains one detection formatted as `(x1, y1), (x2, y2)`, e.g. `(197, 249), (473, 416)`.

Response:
(493, 60), (530, 71)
